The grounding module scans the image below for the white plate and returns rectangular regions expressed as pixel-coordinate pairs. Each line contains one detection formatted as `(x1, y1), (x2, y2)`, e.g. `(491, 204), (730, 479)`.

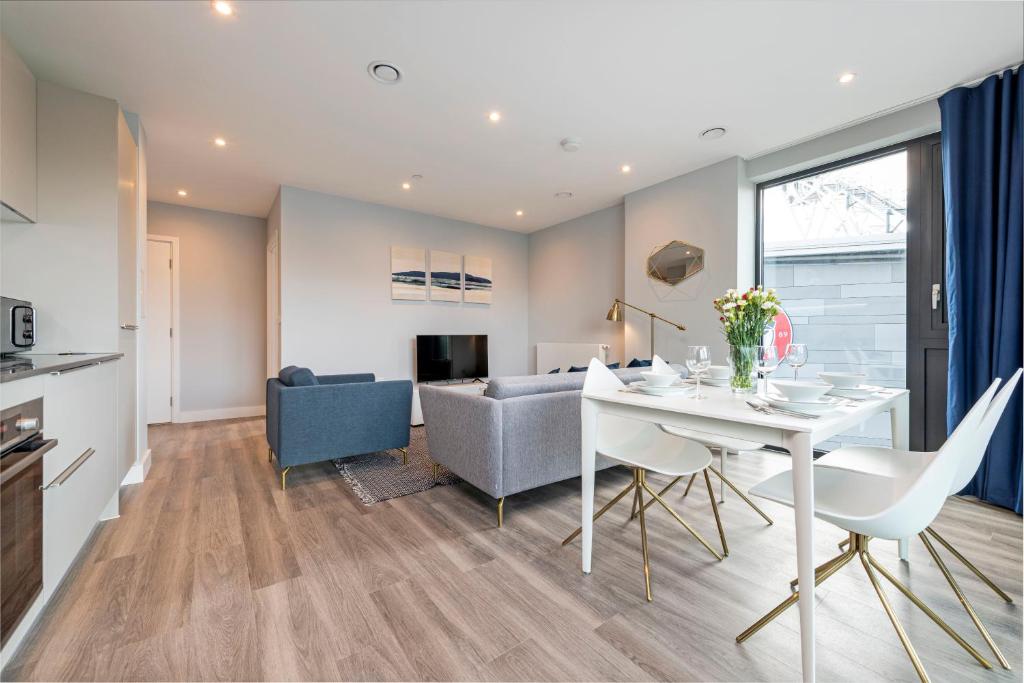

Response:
(764, 394), (845, 414)
(700, 377), (731, 387)
(629, 381), (696, 396)
(827, 385), (885, 399)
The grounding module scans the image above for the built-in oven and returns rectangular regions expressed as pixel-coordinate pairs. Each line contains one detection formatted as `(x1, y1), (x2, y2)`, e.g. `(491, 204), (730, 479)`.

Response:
(1, 296), (36, 356)
(0, 397), (55, 647)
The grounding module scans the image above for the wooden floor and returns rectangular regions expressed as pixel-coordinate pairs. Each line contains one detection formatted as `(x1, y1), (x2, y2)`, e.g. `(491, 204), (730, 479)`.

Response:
(4, 417), (1022, 682)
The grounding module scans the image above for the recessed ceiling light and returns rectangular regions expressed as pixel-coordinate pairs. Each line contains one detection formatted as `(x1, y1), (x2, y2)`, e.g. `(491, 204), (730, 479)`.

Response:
(838, 72), (856, 84)
(554, 191), (574, 200)
(212, 1), (233, 16)
(368, 61), (402, 85)
(488, 111), (502, 122)
(620, 164), (632, 174)
(411, 174), (423, 181)
(214, 137), (227, 147)
(560, 137), (582, 152)
(699, 127), (727, 140)
(177, 189), (188, 197)
(401, 182), (411, 190)
(515, 210), (524, 217)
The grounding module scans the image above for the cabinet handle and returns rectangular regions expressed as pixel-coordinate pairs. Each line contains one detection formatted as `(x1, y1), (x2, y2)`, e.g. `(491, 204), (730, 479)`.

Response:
(49, 362), (102, 376)
(41, 448), (94, 490)
(120, 323), (139, 330)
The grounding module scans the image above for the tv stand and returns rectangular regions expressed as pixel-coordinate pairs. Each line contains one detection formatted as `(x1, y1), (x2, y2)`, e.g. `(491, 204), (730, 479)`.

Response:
(410, 380), (487, 426)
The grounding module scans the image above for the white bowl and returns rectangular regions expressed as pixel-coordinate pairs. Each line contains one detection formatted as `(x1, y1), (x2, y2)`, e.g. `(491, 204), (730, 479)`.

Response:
(707, 364), (730, 380)
(640, 370), (680, 387)
(817, 372), (867, 389)
(770, 380), (834, 403)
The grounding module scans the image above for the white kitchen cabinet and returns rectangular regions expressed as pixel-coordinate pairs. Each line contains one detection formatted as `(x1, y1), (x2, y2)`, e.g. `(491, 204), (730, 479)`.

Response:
(0, 35), (37, 222)
(41, 360), (118, 592)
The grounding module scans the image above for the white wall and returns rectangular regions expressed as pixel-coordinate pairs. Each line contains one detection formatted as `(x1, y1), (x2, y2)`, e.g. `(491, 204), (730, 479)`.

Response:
(527, 204), (625, 372)
(278, 186), (529, 379)
(623, 156), (753, 364)
(147, 202), (267, 417)
(1, 81), (120, 353)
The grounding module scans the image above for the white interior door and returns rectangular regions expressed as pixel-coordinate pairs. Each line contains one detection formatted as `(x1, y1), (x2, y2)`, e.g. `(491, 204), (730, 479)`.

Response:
(146, 240), (172, 423)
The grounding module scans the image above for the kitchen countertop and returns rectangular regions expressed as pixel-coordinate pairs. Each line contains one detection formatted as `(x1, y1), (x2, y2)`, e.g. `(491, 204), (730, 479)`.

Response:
(0, 353), (123, 383)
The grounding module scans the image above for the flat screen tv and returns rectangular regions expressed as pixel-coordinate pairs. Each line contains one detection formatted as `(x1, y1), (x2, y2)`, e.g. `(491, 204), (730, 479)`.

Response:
(416, 335), (488, 382)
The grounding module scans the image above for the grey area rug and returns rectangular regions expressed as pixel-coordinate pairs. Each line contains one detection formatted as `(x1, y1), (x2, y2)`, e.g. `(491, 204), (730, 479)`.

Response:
(333, 426), (460, 504)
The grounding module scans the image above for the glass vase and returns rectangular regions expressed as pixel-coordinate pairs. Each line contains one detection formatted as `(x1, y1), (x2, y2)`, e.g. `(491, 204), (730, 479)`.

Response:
(728, 345), (757, 394)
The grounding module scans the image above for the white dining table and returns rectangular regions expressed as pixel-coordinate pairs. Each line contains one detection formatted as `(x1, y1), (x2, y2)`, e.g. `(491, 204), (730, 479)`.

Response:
(579, 382), (910, 683)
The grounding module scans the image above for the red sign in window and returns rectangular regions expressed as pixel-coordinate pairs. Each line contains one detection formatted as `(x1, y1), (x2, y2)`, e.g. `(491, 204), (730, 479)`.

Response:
(764, 307), (794, 360)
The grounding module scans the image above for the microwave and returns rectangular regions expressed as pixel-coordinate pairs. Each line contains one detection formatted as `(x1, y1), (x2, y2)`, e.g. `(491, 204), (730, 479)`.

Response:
(1, 297), (35, 356)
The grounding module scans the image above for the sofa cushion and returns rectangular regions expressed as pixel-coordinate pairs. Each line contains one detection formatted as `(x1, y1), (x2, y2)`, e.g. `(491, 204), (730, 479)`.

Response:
(279, 365), (319, 387)
(484, 367), (647, 400)
(627, 358), (653, 368)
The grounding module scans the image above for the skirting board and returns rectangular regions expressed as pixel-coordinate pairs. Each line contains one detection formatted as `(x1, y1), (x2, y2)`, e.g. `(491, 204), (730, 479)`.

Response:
(121, 448), (152, 486)
(176, 405), (265, 424)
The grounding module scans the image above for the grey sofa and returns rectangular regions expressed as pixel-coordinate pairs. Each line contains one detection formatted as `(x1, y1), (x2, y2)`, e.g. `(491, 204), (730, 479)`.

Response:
(266, 366), (413, 489)
(419, 367), (651, 526)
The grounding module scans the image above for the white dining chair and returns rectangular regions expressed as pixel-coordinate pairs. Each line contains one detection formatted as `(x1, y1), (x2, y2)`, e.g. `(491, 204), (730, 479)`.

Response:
(809, 368), (1022, 669)
(562, 360), (724, 602)
(734, 373), (1019, 682)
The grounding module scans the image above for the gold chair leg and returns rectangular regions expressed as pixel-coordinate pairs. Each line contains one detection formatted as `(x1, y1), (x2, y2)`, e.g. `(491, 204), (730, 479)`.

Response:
(640, 480), (723, 561)
(926, 526), (1014, 603)
(682, 472), (697, 497)
(562, 477), (637, 545)
(707, 465), (774, 525)
(919, 532), (1010, 669)
(860, 549), (930, 682)
(738, 543), (856, 642)
(280, 467), (291, 491)
(432, 462), (440, 480)
(632, 475), (683, 519)
(703, 469), (728, 557)
(865, 550), (992, 670)
(497, 497), (504, 528)
(636, 470), (653, 602)
(789, 547), (855, 592)
(268, 447), (273, 463)
(399, 447), (408, 465)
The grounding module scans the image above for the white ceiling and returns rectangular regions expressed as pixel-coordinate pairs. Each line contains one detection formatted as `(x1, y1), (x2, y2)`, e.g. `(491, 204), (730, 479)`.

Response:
(3, 1), (1022, 232)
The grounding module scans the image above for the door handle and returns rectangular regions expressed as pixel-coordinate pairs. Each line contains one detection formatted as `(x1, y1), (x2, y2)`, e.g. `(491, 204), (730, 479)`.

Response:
(931, 283), (941, 310)
(120, 323), (139, 330)
(41, 448), (95, 490)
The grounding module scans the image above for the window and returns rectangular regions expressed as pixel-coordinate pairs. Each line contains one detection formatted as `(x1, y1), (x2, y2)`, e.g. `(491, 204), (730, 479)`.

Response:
(757, 148), (908, 451)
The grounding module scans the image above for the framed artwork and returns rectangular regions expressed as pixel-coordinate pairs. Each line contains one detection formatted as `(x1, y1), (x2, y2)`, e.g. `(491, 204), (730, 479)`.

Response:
(390, 246), (426, 300)
(464, 255), (492, 304)
(429, 250), (462, 302)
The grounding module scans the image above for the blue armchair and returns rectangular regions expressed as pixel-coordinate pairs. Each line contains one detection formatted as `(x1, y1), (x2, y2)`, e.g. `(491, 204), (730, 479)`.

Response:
(266, 366), (413, 489)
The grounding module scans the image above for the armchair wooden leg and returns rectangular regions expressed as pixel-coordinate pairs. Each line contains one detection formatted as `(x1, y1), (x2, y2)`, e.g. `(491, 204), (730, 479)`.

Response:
(268, 448), (273, 463)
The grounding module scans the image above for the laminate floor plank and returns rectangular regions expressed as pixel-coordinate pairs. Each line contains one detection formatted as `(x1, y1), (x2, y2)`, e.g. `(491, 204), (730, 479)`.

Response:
(3, 416), (1020, 683)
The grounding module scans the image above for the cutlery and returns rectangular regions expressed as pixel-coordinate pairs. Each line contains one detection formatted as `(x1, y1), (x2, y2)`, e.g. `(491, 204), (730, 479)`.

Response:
(746, 399), (820, 419)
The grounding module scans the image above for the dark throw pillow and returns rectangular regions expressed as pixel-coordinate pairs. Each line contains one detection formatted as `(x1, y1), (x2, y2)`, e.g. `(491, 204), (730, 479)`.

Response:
(606, 362), (620, 370)
(568, 365), (587, 372)
(547, 368), (561, 374)
(279, 366), (319, 387)
(626, 358), (653, 368)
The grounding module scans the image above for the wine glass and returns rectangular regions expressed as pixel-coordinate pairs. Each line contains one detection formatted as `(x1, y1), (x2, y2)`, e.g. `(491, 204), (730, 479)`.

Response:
(785, 343), (808, 380)
(686, 345), (711, 400)
(755, 345), (780, 396)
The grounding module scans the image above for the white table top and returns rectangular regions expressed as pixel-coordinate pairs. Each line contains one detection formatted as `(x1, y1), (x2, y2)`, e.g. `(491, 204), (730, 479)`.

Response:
(582, 383), (908, 441)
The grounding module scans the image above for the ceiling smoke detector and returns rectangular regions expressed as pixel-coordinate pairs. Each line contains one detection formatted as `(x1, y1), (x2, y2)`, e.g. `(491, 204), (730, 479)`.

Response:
(699, 127), (727, 140)
(368, 61), (402, 85)
(554, 191), (574, 200)
(560, 137), (582, 152)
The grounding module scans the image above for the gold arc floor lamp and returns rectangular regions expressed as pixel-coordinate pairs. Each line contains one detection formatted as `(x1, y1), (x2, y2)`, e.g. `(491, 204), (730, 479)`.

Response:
(606, 299), (686, 359)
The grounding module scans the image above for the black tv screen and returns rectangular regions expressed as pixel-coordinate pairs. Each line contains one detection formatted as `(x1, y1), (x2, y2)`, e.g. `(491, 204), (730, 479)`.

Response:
(416, 335), (488, 382)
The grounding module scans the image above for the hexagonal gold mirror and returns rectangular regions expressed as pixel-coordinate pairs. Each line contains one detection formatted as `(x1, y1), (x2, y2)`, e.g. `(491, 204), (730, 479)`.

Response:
(647, 240), (705, 285)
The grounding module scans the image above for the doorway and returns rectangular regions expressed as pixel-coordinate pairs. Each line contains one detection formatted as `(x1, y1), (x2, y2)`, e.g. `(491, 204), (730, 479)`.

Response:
(145, 235), (180, 424)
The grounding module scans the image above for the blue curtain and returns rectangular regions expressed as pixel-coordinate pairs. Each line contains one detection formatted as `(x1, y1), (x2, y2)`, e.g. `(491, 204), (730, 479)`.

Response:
(940, 67), (1023, 513)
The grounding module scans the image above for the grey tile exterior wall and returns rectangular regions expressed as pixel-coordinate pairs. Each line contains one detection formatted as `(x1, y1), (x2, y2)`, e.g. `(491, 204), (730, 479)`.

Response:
(766, 249), (906, 450)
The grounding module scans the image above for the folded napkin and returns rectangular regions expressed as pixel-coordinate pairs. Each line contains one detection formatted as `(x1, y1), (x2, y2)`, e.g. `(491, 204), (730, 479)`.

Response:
(651, 355), (677, 375)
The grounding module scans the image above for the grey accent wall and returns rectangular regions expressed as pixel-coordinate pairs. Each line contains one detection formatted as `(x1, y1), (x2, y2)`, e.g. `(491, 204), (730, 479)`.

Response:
(623, 157), (753, 364)
(277, 186), (529, 380)
(527, 205), (625, 372)
(147, 201), (267, 412)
